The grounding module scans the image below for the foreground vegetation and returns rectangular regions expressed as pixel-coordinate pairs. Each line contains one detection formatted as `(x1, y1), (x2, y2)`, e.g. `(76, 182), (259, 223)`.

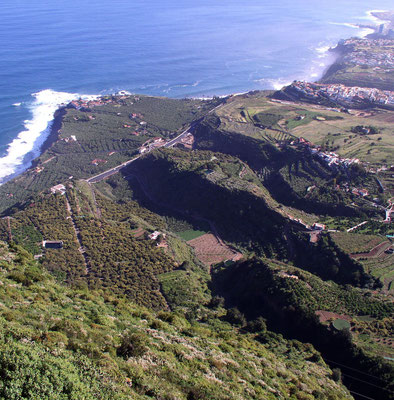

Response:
(0, 242), (352, 400)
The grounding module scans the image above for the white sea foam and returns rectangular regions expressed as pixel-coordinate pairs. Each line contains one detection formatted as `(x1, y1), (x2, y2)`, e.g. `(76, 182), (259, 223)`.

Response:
(12, 103), (22, 107)
(329, 22), (358, 29)
(358, 28), (376, 38)
(329, 21), (375, 38)
(164, 81), (201, 93)
(315, 45), (331, 56)
(254, 78), (293, 90)
(0, 89), (98, 185)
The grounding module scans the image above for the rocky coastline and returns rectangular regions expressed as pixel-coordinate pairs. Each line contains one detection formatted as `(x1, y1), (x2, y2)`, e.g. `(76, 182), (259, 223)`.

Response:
(38, 107), (67, 160)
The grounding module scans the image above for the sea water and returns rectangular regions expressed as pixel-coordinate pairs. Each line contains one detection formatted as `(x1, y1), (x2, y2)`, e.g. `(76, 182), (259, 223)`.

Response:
(0, 0), (392, 184)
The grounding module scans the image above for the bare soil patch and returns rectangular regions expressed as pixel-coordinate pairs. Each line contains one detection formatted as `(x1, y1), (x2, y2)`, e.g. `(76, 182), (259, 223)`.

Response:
(131, 227), (146, 238)
(187, 233), (242, 266)
(315, 310), (352, 324)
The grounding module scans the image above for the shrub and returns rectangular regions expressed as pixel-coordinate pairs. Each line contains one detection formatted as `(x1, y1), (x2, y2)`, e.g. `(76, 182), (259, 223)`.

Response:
(245, 317), (267, 333)
(157, 311), (175, 324)
(117, 332), (148, 359)
(0, 341), (97, 400)
(224, 308), (246, 327)
(331, 368), (342, 382)
(209, 295), (225, 309)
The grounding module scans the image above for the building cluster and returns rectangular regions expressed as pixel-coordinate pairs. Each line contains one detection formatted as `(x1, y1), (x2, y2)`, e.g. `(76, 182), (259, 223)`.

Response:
(91, 159), (107, 166)
(278, 271), (299, 280)
(68, 92), (135, 110)
(177, 133), (194, 149)
(309, 147), (360, 169)
(61, 135), (77, 143)
(290, 81), (394, 108)
(294, 137), (360, 170)
(148, 231), (168, 248)
(129, 113), (144, 120)
(139, 137), (165, 154)
(296, 139), (372, 200)
(340, 38), (394, 69)
(69, 98), (111, 110)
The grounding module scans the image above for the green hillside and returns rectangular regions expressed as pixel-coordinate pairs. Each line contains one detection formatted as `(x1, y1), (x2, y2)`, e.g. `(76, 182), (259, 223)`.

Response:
(0, 242), (352, 400)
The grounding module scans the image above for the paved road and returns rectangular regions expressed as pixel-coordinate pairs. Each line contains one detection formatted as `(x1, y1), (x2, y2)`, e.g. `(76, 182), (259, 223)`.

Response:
(87, 156), (140, 183)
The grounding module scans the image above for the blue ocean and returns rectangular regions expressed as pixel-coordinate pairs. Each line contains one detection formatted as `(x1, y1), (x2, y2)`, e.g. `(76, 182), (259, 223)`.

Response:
(0, 0), (392, 183)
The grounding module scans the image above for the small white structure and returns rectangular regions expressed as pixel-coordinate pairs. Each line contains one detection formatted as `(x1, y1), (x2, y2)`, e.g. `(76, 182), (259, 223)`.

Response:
(312, 223), (326, 231)
(148, 231), (161, 240)
(50, 184), (66, 195)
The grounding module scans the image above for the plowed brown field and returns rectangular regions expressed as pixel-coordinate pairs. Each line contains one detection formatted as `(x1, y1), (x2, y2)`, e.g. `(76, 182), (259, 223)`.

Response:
(187, 233), (242, 266)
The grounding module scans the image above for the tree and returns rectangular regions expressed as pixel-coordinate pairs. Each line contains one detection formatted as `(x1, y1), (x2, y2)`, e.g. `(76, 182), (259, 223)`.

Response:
(331, 368), (342, 382)
(224, 308), (246, 327)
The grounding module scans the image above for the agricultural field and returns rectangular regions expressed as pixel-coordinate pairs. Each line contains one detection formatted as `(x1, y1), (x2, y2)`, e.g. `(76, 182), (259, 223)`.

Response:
(0, 95), (221, 214)
(330, 232), (388, 254)
(330, 231), (394, 292)
(177, 229), (208, 241)
(316, 310), (394, 360)
(357, 252), (394, 293)
(215, 94), (394, 165)
(321, 216), (394, 235)
(187, 233), (242, 266)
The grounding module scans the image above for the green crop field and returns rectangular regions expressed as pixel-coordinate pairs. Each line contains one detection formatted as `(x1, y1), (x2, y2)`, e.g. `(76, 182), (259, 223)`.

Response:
(177, 229), (208, 241)
(332, 319), (351, 331)
(331, 232), (387, 254)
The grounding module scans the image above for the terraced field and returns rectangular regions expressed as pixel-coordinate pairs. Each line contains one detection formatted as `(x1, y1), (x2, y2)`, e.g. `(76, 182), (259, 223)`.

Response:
(359, 253), (394, 292)
(216, 94), (394, 165)
(331, 232), (394, 292)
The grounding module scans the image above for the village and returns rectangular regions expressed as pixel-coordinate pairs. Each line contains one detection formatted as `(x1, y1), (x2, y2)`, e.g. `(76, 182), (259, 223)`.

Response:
(339, 37), (394, 70)
(290, 80), (394, 108)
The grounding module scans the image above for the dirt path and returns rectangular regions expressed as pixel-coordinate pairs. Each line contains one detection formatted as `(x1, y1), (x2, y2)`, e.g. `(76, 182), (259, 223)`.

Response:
(65, 195), (90, 274)
(87, 182), (102, 219)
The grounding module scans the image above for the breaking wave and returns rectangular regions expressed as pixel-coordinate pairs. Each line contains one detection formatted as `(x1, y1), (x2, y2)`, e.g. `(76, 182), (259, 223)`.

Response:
(0, 89), (97, 185)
